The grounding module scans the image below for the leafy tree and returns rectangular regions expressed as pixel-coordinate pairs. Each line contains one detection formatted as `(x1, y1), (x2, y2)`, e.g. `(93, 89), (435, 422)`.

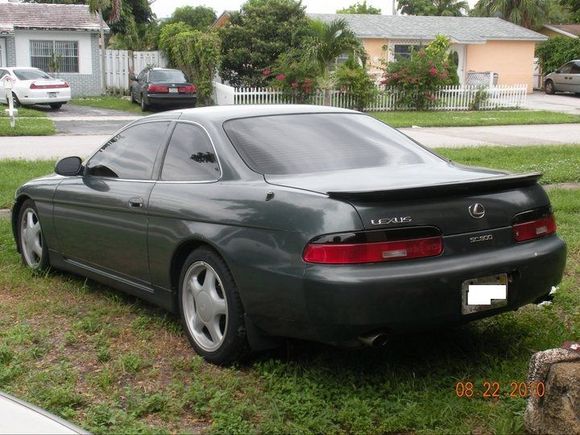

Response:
(536, 36), (580, 73)
(398, 0), (469, 16)
(164, 6), (217, 30)
(219, 0), (310, 87)
(561, 0), (580, 21)
(337, 1), (381, 14)
(382, 35), (459, 110)
(159, 24), (220, 106)
(472, 0), (548, 28)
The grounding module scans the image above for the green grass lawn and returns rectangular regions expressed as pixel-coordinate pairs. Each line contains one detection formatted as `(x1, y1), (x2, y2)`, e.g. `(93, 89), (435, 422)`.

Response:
(0, 148), (578, 434)
(0, 106), (55, 136)
(0, 160), (55, 208)
(372, 110), (580, 128)
(71, 96), (147, 114)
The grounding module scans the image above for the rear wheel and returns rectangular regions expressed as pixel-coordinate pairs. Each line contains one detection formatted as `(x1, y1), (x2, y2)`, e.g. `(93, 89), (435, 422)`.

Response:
(49, 103), (63, 110)
(178, 247), (249, 365)
(18, 200), (49, 271)
(140, 94), (149, 111)
(545, 80), (555, 95)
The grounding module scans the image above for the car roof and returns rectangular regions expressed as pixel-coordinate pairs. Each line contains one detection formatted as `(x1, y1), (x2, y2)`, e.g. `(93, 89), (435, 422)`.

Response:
(174, 104), (359, 124)
(3, 67), (41, 71)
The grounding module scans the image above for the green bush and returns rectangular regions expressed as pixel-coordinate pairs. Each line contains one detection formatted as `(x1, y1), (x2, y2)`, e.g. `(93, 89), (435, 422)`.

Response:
(335, 58), (377, 111)
(382, 35), (459, 110)
(269, 49), (319, 103)
(536, 36), (580, 74)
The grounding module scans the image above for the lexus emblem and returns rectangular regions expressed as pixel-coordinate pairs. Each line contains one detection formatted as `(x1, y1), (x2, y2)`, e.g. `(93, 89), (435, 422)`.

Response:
(468, 203), (486, 219)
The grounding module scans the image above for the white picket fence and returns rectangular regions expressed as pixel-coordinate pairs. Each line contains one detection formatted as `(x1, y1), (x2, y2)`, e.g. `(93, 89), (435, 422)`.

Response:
(213, 82), (528, 111)
(105, 50), (167, 91)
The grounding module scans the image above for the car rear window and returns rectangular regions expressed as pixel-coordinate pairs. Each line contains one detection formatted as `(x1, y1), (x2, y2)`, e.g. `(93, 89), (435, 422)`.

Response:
(13, 69), (51, 80)
(223, 113), (439, 175)
(149, 70), (187, 83)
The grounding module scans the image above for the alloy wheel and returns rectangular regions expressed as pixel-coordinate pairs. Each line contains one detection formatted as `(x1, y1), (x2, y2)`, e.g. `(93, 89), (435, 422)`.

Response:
(20, 208), (43, 268)
(182, 261), (228, 352)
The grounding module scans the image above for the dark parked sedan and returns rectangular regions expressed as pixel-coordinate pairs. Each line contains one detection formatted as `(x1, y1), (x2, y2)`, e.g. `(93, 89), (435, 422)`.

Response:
(130, 67), (196, 111)
(12, 106), (566, 364)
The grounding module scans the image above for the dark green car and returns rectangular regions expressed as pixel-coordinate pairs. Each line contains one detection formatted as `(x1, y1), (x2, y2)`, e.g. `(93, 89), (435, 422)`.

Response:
(12, 106), (566, 364)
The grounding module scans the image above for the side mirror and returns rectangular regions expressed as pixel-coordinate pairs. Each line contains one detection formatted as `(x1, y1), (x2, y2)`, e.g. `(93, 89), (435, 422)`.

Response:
(55, 156), (83, 176)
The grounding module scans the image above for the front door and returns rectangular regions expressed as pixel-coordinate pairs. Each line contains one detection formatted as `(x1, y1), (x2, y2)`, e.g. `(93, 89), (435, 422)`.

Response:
(52, 120), (171, 285)
(450, 44), (466, 85)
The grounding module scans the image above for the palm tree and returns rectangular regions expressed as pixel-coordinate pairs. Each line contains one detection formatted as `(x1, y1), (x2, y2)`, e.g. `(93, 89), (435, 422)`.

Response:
(88, 0), (122, 92)
(472, 0), (548, 29)
(306, 19), (366, 74)
(434, 0), (469, 16)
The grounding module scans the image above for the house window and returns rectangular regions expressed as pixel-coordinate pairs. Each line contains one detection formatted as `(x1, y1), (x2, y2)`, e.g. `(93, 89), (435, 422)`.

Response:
(30, 40), (79, 73)
(393, 44), (421, 60)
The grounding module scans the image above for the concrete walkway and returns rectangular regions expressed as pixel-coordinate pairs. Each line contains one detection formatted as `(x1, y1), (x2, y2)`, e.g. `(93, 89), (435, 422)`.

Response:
(523, 92), (580, 114)
(0, 123), (578, 159)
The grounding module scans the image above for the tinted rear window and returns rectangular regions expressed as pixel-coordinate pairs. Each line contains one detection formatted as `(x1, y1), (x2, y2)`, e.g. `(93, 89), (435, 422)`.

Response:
(13, 69), (51, 80)
(223, 113), (439, 175)
(149, 70), (187, 82)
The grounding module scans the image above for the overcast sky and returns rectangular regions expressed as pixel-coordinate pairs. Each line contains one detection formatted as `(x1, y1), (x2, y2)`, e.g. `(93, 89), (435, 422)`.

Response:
(152, 1), (399, 19)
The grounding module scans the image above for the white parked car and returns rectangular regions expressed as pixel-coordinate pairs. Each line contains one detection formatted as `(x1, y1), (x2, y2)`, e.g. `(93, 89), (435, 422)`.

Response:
(0, 391), (88, 434)
(0, 67), (71, 110)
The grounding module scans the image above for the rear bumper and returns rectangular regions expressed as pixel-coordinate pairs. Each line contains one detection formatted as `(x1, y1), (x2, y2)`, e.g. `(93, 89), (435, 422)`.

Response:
(17, 89), (71, 105)
(263, 235), (567, 344)
(146, 94), (196, 108)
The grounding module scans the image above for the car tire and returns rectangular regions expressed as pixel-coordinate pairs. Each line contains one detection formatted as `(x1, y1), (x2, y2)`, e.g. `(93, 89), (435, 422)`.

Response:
(178, 247), (249, 365)
(9, 92), (21, 108)
(545, 80), (555, 95)
(130, 90), (136, 103)
(17, 199), (49, 271)
(49, 103), (63, 110)
(140, 94), (149, 111)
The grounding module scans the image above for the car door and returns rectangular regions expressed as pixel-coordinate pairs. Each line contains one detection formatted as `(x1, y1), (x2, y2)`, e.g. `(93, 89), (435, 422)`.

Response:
(146, 121), (222, 291)
(553, 62), (574, 92)
(52, 120), (171, 285)
(570, 62), (580, 93)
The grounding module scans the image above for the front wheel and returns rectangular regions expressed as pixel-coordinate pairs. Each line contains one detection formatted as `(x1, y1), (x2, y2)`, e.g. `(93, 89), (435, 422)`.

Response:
(178, 247), (249, 365)
(545, 80), (555, 95)
(18, 200), (49, 270)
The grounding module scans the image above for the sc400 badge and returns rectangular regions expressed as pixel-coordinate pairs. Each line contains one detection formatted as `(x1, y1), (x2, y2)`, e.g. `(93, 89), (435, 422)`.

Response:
(371, 216), (413, 225)
(469, 234), (493, 243)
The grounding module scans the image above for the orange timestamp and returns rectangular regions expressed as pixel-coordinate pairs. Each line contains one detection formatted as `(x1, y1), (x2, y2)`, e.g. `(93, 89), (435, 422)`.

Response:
(454, 380), (545, 399)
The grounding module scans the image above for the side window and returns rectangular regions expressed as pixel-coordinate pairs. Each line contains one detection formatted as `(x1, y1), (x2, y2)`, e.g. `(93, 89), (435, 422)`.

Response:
(86, 121), (170, 179)
(571, 63), (580, 74)
(0, 70), (6, 79)
(161, 123), (220, 181)
(559, 63), (573, 74)
(137, 70), (146, 81)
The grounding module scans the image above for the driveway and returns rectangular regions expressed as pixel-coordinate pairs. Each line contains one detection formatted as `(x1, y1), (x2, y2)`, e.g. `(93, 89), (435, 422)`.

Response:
(524, 92), (580, 114)
(40, 103), (141, 135)
(1, 123), (579, 160)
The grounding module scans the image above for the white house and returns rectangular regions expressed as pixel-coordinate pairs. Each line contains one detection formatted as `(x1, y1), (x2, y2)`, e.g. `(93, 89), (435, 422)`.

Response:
(0, 2), (109, 96)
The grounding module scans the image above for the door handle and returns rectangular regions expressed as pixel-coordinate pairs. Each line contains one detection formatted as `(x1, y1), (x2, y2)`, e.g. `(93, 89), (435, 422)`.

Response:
(129, 197), (144, 208)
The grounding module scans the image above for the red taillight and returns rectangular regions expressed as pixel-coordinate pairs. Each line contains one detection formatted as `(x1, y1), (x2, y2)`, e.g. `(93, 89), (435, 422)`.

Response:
(179, 84), (196, 93)
(30, 82), (69, 89)
(148, 84), (169, 93)
(513, 214), (556, 242)
(303, 236), (443, 264)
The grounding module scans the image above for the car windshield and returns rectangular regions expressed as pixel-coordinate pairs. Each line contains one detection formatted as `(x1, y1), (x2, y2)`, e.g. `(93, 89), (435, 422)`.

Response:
(149, 70), (187, 83)
(13, 69), (52, 80)
(223, 113), (441, 175)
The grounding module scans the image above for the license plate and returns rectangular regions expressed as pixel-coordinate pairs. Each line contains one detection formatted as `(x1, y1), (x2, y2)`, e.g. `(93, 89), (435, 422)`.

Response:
(48, 92), (58, 98)
(461, 273), (508, 315)
(169, 88), (178, 93)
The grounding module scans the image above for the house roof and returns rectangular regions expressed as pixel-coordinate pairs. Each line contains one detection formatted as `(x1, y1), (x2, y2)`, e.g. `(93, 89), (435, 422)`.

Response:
(0, 2), (109, 34)
(543, 24), (580, 38)
(308, 14), (547, 44)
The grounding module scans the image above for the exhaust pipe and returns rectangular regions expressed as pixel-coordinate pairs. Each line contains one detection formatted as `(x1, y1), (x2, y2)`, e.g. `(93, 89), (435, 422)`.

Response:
(359, 333), (389, 347)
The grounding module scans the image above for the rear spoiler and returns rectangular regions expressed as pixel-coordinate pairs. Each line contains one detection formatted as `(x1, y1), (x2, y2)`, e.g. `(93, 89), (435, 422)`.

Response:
(327, 172), (542, 201)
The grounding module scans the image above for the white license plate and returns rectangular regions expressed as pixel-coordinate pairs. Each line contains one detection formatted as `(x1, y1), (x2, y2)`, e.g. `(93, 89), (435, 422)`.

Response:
(48, 92), (58, 98)
(461, 273), (508, 315)
(169, 88), (178, 93)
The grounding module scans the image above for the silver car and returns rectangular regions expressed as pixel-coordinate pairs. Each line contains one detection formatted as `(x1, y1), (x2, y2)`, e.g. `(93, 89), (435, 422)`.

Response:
(544, 60), (580, 94)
